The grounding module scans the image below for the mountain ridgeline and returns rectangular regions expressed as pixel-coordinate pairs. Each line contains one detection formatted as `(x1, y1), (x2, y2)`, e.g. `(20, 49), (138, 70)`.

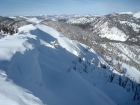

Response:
(41, 13), (140, 72)
(0, 12), (140, 105)
(0, 12), (140, 72)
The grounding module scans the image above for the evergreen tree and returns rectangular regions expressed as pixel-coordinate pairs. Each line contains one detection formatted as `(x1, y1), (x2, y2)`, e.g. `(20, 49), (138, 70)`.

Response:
(16, 28), (19, 33)
(116, 62), (122, 73)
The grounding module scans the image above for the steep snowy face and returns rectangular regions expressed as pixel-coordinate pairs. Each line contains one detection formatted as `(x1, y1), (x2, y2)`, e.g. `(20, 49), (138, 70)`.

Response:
(0, 23), (117, 105)
(0, 23), (140, 105)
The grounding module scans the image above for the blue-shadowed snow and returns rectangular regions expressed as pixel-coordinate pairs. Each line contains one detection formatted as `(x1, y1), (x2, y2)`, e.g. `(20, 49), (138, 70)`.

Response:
(0, 23), (139, 105)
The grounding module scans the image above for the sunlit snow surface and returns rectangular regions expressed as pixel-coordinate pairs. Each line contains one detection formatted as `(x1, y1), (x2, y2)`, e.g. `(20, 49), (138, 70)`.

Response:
(0, 23), (139, 105)
(133, 12), (140, 18)
(98, 22), (128, 41)
(0, 71), (44, 105)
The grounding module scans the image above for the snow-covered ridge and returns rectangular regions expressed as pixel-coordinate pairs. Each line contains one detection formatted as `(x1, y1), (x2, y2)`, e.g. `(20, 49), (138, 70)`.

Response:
(116, 11), (133, 15)
(115, 11), (140, 18)
(0, 23), (140, 105)
(18, 16), (42, 23)
(0, 23), (115, 105)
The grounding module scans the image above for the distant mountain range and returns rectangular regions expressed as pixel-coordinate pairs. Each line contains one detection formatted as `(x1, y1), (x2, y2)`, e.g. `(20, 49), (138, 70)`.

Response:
(65, 12), (140, 45)
(0, 11), (140, 71)
(1, 11), (139, 45)
(0, 12), (140, 105)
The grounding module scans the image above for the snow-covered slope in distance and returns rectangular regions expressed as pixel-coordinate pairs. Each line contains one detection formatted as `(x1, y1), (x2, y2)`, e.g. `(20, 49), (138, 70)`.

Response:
(133, 12), (140, 18)
(19, 16), (42, 23)
(64, 11), (140, 43)
(67, 17), (96, 24)
(117, 11), (140, 18)
(94, 21), (128, 41)
(42, 19), (140, 73)
(0, 23), (140, 105)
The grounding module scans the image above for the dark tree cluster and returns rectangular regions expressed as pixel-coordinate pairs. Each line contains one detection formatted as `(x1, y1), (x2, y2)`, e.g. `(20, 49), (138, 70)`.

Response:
(0, 25), (18, 35)
(118, 76), (140, 101)
(101, 64), (106, 69)
(108, 73), (140, 101)
(109, 73), (115, 82)
(83, 63), (88, 73)
(2, 26), (9, 34)
(133, 85), (140, 101)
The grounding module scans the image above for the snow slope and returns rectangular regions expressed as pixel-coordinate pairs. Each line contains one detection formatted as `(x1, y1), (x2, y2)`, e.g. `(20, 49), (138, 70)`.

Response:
(94, 21), (128, 41)
(19, 16), (42, 23)
(133, 12), (140, 18)
(0, 23), (139, 105)
(0, 71), (44, 105)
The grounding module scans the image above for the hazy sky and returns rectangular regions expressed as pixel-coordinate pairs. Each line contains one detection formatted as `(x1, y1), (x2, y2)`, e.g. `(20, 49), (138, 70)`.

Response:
(0, 0), (140, 16)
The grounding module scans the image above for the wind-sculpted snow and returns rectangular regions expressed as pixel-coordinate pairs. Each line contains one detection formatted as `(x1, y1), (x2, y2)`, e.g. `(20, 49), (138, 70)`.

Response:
(0, 23), (139, 105)
(0, 70), (44, 105)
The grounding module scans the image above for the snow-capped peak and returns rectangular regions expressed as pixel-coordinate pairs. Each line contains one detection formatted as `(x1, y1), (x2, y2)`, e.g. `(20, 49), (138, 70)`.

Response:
(116, 11), (133, 15)
(133, 12), (140, 18)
